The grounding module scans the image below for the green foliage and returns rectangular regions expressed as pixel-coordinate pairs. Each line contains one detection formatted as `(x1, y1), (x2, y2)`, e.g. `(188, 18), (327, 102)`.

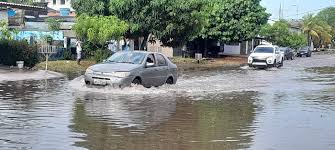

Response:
(316, 7), (335, 28)
(0, 39), (39, 67)
(260, 20), (290, 46)
(109, 0), (209, 47)
(260, 20), (307, 49)
(0, 20), (17, 40)
(74, 15), (128, 47)
(46, 18), (62, 32)
(63, 49), (72, 60)
(92, 49), (112, 62)
(302, 14), (334, 47)
(286, 33), (308, 50)
(72, 0), (110, 16)
(200, 0), (270, 42)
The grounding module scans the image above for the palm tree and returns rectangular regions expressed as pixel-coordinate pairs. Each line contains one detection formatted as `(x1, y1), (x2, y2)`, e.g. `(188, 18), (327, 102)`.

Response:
(302, 14), (334, 48)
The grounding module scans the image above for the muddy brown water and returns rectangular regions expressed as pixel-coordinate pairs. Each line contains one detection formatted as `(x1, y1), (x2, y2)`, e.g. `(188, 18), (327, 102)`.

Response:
(0, 54), (335, 150)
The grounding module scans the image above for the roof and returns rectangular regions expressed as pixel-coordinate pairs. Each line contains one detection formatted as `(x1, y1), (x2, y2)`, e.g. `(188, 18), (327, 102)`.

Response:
(0, 2), (47, 11)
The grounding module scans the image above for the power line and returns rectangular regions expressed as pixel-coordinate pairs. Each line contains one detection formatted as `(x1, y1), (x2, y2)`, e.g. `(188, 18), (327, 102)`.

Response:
(284, 5), (335, 18)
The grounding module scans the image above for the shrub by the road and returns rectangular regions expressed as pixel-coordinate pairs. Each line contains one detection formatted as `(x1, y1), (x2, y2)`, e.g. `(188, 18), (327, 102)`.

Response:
(0, 39), (39, 68)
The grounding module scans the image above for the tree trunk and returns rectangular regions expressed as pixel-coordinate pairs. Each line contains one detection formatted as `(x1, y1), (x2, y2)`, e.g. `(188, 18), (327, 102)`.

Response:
(140, 34), (151, 51)
(204, 39), (208, 58)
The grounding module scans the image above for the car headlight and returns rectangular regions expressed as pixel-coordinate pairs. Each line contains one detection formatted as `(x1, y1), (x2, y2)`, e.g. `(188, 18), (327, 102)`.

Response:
(104, 72), (130, 78)
(248, 57), (253, 63)
(85, 68), (93, 74)
(266, 57), (273, 64)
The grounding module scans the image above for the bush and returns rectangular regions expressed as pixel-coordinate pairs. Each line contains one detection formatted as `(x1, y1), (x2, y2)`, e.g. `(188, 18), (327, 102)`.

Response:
(63, 49), (72, 60)
(92, 49), (112, 62)
(0, 39), (39, 68)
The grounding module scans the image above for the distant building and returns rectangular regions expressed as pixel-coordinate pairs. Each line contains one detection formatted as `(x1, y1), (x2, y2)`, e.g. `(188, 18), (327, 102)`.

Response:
(32, 0), (75, 16)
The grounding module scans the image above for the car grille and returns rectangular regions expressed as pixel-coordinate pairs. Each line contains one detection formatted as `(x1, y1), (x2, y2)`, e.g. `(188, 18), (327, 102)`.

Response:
(92, 77), (111, 81)
(253, 59), (267, 63)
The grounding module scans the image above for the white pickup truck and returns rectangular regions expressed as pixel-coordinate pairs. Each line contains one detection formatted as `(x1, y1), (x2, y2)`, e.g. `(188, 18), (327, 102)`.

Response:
(248, 45), (284, 68)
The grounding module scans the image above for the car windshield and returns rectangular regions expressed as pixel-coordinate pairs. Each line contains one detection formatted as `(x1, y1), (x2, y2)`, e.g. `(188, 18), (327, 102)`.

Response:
(107, 52), (146, 64)
(300, 47), (309, 51)
(279, 48), (287, 52)
(253, 47), (274, 53)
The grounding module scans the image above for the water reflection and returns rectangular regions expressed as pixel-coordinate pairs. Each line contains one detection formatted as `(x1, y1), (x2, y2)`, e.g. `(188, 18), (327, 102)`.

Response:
(71, 91), (259, 150)
(0, 79), (81, 150)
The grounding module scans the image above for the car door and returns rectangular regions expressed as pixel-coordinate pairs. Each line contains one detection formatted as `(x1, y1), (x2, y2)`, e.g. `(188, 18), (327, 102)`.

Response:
(155, 53), (169, 86)
(274, 47), (281, 63)
(141, 54), (159, 87)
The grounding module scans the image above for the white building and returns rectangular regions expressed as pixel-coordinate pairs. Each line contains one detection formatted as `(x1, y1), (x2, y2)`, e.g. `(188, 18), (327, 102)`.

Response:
(33, 0), (74, 11)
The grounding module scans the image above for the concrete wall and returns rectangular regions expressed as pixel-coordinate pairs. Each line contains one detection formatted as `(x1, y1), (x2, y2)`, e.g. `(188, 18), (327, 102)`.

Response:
(147, 40), (174, 57)
(223, 43), (241, 55)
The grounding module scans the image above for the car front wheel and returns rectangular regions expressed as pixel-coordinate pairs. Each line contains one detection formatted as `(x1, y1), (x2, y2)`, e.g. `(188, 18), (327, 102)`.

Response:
(166, 77), (174, 85)
(132, 78), (141, 85)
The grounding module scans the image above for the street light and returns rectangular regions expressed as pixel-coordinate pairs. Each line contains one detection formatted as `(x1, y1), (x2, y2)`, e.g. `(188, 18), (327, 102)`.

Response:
(292, 4), (299, 20)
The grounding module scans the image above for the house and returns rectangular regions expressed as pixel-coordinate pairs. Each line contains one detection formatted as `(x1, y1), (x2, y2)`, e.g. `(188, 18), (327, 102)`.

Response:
(0, 2), (76, 49)
(28, 0), (75, 16)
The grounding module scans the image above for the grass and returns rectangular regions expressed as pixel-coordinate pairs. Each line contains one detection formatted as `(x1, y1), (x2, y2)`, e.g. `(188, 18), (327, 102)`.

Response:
(35, 56), (247, 77)
(36, 60), (96, 77)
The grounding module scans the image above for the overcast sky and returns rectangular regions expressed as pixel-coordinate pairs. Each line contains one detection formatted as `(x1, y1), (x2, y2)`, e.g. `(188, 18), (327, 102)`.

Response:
(261, 0), (335, 20)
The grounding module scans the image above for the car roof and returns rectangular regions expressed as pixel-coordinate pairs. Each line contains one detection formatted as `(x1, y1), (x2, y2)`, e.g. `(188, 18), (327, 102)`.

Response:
(117, 50), (159, 54)
(256, 45), (277, 48)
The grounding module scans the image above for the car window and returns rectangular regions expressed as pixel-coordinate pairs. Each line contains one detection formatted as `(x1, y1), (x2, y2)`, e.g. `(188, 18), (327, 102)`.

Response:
(147, 54), (156, 64)
(156, 54), (167, 66)
(107, 52), (146, 64)
(275, 47), (279, 54)
(253, 47), (274, 53)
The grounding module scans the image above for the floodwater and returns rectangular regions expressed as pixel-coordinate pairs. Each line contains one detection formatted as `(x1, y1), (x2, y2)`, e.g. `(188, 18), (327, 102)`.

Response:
(0, 54), (335, 150)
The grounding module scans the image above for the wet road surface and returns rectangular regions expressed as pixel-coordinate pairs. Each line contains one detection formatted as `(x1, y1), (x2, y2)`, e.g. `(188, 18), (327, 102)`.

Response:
(0, 54), (335, 150)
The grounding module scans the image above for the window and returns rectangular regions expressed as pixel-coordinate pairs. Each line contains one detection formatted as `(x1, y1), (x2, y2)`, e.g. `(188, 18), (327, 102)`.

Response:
(61, 0), (65, 4)
(146, 54), (156, 64)
(254, 47), (274, 53)
(107, 52), (146, 64)
(53, 0), (56, 4)
(156, 54), (167, 66)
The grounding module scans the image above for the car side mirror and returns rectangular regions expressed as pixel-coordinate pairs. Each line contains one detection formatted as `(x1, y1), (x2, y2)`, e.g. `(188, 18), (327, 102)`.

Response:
(102, 59), (107, 62)
(146, 62), (155, 68)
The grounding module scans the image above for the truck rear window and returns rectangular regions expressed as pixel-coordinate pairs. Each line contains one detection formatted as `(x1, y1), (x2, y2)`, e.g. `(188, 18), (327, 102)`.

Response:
(254, 47), (274, 53)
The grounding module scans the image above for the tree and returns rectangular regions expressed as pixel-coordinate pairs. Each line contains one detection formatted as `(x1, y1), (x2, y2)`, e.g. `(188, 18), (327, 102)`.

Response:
(259, 20), (307, 49)
(316, 7), (335, 28)
(0, 20), (16, 40)
(200, 0), (270, 42)
(109, 0), (208, 47)
(302, 14), (333, 48)
(72, 0), (110, 16)
(46, 18), (61, 32)
(260, 20), (290, 46)
(73, 15), (128, 49)
(286, 33), (308, 50)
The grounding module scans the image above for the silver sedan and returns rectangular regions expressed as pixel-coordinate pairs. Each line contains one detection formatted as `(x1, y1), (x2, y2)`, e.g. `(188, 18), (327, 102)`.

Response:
(84, 51), (178, 88)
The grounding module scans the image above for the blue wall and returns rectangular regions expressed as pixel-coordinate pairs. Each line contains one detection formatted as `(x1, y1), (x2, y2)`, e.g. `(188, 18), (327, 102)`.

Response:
(15, 31), (64, 41)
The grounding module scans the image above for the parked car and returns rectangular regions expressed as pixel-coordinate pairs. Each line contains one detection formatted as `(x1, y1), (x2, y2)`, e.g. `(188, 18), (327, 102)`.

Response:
(279, 47), (295, 60)
(297, 46), (312, 57)
(248, 45), (284, 68)
(84, 51), (178, 88)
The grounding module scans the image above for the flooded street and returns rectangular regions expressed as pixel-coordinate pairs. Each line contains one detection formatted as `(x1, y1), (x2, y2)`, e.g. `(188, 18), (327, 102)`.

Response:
(0, 54), (335, 150)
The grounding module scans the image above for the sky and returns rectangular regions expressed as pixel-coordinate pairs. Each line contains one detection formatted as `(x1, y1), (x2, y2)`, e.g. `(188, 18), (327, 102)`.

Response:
(261, 0), (335, 20)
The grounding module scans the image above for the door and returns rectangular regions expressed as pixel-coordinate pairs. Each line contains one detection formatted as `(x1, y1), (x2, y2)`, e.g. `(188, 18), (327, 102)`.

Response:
(275, 47), (281, 63)
(141, 54), (159, 87)
(155, 54), (169, 86)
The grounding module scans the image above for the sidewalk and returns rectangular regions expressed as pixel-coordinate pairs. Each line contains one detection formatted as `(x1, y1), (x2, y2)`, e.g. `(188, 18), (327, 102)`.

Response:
(0, 65), (64, 82)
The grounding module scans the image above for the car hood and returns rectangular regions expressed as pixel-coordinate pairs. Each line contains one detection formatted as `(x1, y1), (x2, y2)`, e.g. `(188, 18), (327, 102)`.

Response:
(90, 63), (141, 72)
(249, 53), (274, 58)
